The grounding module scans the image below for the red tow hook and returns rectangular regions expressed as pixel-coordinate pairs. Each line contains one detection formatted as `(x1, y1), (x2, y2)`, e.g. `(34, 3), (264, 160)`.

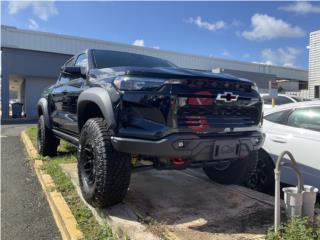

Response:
(170, 158), (186, 166)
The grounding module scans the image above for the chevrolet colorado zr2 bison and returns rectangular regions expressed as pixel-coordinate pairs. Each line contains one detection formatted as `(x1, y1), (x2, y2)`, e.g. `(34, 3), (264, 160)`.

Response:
(37, 49), (264, 207)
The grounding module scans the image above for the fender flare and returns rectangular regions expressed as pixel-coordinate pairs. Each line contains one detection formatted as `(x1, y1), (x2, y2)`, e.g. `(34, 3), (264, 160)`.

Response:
(37, 98), (52, 129)
(77, 87), (117, 131)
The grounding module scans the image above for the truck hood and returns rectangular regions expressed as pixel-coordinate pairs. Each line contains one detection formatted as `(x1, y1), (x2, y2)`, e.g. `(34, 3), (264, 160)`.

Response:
(91, 66), (254, 85)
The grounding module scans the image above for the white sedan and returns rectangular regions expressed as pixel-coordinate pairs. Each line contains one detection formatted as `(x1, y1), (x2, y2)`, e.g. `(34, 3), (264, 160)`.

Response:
(260, 93), (310, 109)
(246, 101), (320, 193)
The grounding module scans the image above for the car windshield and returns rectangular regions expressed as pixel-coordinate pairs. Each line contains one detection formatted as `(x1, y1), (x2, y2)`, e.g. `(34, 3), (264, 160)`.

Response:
(93, 50), (176, 69)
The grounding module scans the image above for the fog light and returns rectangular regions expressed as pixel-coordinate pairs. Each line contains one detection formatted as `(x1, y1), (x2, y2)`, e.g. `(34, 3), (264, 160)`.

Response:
(173, 140), (187, 149)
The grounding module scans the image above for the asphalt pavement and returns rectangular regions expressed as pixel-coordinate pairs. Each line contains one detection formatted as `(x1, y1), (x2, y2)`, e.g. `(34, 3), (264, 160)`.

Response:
(1, 124), (61, 240)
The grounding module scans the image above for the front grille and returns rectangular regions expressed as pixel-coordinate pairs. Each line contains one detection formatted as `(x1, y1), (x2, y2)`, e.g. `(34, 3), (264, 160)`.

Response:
(177, 105), (259, 130)
(184, 79), (252, 92)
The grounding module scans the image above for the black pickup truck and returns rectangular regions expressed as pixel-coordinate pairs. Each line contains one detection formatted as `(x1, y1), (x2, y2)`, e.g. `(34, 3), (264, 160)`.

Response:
(37, 49), (264, 207)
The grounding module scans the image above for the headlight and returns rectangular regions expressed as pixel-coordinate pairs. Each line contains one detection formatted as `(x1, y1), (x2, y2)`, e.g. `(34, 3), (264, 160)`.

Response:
(113, 76), (166, 91)
(251, 83), (259, 92)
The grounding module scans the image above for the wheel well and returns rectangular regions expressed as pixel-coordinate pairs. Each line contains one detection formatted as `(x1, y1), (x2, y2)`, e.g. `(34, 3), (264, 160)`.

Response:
(38, 106), (43, 117)
(259, 148), (275, 168)
(78, 101), (104, 131)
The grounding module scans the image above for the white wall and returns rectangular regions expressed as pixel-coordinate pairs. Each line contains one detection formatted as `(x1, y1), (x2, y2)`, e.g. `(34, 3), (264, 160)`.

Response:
(309, 30), (320, 99)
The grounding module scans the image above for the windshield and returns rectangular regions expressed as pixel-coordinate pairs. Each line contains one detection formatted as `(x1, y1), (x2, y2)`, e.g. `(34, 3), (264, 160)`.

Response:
(93, 50), (176, 69)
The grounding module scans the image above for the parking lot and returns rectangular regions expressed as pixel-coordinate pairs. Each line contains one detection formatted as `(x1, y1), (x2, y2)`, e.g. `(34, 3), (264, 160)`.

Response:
(61, 162), (277, 240)
(1, 2), (320, 239)
(1, 124), (61, 240)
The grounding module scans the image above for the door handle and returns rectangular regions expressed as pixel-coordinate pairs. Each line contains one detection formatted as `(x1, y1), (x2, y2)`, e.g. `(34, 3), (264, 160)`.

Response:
(270, 137), (287, 144)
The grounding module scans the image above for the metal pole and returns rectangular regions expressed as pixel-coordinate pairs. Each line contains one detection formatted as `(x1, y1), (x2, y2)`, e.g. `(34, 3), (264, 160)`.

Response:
(274, 168), (281, 232)
(274, 151), (303, 233)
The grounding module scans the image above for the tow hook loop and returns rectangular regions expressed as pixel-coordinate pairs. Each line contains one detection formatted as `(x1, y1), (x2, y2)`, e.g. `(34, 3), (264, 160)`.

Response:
(170, 158), (186, 165)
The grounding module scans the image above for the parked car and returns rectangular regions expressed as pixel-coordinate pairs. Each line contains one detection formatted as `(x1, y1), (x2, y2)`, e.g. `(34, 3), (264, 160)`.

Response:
(261, 93), (310, 109)
(246, 101), (320, 193)
(37, 49), (264, 207)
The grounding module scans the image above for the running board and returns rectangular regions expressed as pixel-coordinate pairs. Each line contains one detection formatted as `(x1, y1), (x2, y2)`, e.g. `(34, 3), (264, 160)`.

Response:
(52, 129), (79, 146)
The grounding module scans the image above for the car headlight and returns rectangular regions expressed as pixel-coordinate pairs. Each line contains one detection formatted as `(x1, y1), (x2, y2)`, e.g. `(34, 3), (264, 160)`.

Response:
(113, 76), (166, 91)
(252, 83), (259, 92)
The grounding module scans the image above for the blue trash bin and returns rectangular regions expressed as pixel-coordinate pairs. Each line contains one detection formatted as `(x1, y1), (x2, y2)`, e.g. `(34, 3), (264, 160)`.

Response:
(11, 102), (23, 118)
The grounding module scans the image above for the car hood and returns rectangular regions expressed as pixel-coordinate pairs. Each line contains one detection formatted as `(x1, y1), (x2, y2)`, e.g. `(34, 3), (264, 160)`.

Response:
(91, 66), (254, 85)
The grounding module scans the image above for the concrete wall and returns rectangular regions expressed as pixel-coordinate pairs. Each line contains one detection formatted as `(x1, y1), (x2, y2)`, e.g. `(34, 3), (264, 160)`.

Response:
(309, 30), (320, 99)
(24, 77), (56, 118)
(1, 47), (71, 119)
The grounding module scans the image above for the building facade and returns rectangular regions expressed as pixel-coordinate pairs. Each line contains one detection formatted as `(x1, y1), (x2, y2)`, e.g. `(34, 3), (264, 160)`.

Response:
(1, 25), (308, 119)
(309, 30), (320, 99)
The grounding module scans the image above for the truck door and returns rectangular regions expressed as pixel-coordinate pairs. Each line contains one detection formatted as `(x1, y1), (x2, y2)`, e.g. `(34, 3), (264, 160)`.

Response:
(60, 53), (88, 134)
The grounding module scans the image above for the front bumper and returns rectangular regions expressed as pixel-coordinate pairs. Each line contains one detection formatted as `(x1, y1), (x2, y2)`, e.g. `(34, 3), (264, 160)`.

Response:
(111, 131), (265, 161)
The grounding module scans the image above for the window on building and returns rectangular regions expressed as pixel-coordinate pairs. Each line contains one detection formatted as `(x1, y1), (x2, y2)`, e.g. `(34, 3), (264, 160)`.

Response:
(299, 81), (308, 90)
(315, 86), (320, 99)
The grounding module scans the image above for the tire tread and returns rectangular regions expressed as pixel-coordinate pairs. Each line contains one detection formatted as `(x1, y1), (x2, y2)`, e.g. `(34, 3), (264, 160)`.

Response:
(38, 115), (59, 156)
(78, 118), (131, 207)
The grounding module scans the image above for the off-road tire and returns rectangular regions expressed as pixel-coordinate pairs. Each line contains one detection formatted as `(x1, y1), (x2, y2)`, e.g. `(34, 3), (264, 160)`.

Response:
(203, 150), (258, 185)
(37, 115), (60, 156)
(245, 149), (275, 194)
(78, 118), (131, 208)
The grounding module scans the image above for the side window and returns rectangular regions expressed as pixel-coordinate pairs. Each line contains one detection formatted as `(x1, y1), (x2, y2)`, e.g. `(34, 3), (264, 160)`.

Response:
(262, 95), (272, 104)
(275, 96), (293, 105)
(287, 107), (320, 132)
(57, 58), (74, 84)
(75, 53), (88, 68)
(65, 58), (74, 67)
(264, 110), (290, 124)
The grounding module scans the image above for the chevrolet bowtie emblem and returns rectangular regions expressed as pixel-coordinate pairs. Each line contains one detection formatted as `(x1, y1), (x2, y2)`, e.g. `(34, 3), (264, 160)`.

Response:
(216, 92), (239, 102)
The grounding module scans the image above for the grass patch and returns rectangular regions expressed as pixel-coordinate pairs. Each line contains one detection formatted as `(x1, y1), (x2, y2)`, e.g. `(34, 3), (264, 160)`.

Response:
(25, 126), (37, 145)
(266, 217), (320, 240)
(25, 127), (121, 240)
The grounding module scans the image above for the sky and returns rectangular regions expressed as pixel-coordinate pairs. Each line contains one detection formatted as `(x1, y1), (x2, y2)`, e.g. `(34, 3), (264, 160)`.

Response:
(1, 1), (320, 70)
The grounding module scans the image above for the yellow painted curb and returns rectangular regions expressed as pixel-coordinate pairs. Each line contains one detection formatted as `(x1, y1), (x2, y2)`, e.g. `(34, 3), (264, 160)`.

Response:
(164, 230), (181, 240)
(21, 131), (84, 240)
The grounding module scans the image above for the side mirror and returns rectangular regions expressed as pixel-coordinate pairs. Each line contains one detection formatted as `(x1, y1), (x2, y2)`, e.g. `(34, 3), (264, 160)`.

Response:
(61, 66), (86, 78)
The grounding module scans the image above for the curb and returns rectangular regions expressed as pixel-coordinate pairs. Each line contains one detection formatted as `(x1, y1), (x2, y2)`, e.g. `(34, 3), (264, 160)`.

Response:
(21, 131), (84, 240)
